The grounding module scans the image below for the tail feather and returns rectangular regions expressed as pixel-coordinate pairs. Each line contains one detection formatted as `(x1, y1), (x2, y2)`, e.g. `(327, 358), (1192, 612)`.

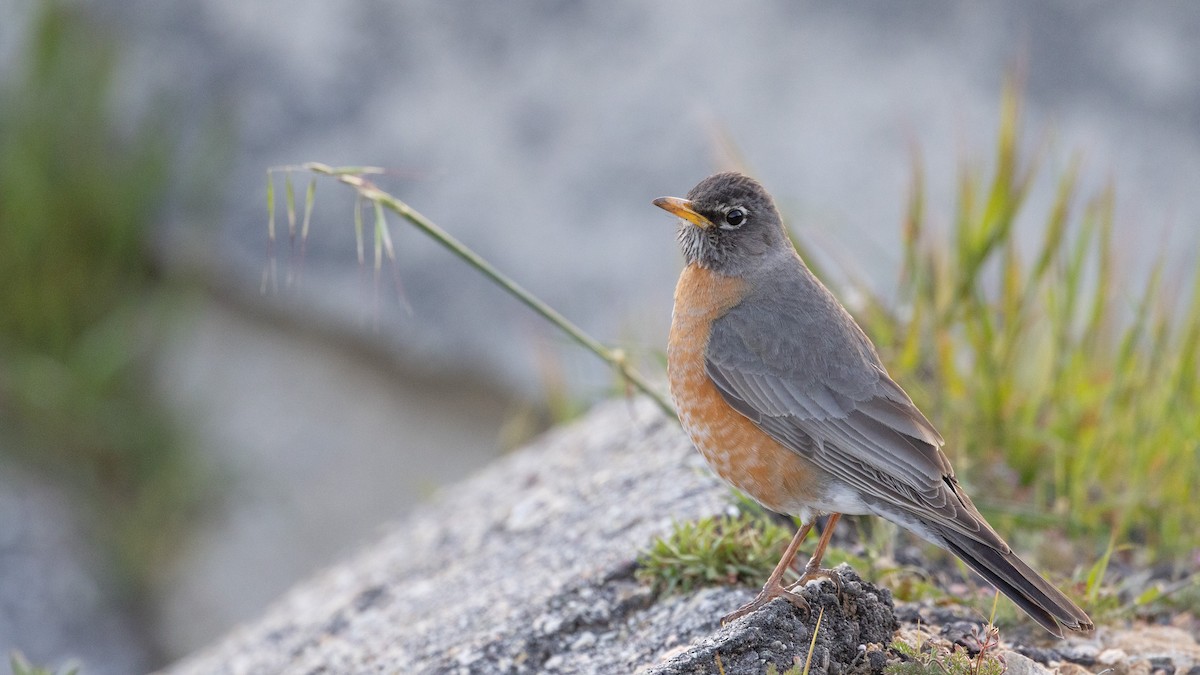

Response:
(941, 531), (1093, 637)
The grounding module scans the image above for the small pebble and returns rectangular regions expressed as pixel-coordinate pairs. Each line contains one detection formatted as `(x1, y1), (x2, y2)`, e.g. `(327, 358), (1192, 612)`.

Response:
(1097, 647), (1129, 665)
(570, 632), (597, 650)
(1059, 643), (1100, 665)
(999, 650), (1051, 675)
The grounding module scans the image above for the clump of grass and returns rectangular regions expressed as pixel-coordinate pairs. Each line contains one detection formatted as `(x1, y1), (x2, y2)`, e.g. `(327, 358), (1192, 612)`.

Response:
(636, 512), (793, 595)
(853, 81), (1200, 562)
(886, 626), (1004, 675)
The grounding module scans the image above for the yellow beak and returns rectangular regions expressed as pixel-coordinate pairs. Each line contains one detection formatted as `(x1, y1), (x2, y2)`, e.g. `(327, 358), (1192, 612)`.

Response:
(652, 196), (712, 229)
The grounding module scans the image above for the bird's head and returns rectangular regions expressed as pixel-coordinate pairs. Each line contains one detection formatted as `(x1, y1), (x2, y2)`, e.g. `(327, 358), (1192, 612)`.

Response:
(653, 171), (790, 276)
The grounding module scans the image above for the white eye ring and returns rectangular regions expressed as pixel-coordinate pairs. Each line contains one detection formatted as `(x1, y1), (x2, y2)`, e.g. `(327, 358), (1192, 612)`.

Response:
(721, 206), (747, 229)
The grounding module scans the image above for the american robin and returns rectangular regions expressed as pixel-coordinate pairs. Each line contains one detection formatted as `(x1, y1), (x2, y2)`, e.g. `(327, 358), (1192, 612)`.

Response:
(653, 171), (1093, 637)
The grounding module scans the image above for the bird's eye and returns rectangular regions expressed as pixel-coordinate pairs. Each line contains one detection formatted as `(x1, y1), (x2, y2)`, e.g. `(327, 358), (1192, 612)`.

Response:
(725, 208), (746, 228)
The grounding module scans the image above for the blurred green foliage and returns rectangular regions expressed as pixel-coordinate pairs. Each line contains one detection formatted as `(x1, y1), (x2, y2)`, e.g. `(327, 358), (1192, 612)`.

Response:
(0, 2), (197, 592)
(855, 82), (1200, 563)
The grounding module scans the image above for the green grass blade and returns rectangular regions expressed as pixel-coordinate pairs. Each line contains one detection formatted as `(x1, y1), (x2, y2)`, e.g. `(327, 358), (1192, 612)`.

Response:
(353, 195), (365, 266)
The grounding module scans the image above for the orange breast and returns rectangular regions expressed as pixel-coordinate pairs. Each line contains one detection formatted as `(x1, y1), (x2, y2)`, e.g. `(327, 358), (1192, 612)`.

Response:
(668, 264), (825, 516)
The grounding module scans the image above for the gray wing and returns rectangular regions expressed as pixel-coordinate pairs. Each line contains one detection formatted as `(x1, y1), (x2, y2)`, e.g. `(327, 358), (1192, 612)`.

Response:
(705, 271), (1006, 549)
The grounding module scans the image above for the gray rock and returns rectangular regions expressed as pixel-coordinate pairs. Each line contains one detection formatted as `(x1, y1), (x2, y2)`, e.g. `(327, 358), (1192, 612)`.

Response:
(161, 398), (897, 674)
(646, 567), (896, 675)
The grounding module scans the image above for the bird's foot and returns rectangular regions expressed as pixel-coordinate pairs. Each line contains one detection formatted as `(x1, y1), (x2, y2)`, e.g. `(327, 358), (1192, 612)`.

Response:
(722, 578), (810, 624)
(785, 562), (842, 595)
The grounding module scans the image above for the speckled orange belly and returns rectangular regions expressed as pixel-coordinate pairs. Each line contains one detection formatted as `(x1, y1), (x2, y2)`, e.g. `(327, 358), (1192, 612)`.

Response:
(668, 264), (825, 516)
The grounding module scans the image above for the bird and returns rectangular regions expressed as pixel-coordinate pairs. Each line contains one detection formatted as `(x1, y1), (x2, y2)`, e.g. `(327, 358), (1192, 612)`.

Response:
(652, 171), (1093, 637)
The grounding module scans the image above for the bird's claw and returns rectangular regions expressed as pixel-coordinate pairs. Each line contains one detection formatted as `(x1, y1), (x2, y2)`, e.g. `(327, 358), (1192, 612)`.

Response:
(722, 581), (811, 624)
(786, 565), (842, 595)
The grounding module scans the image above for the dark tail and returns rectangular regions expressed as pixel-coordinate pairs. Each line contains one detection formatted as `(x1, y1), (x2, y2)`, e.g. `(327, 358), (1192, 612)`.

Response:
(940, 531), (1093, 637)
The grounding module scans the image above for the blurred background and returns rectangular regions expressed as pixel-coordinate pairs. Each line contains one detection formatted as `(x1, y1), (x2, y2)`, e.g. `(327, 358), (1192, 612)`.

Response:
(2, 1), (1199, 673)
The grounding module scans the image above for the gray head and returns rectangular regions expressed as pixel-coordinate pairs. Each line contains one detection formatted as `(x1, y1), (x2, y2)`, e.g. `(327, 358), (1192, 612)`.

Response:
(653, 172), (791, 276)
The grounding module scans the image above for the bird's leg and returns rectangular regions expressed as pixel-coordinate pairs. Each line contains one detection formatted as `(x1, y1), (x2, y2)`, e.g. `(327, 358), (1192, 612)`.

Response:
(786, 513), (842, 594)
(721, 519), (815, 624)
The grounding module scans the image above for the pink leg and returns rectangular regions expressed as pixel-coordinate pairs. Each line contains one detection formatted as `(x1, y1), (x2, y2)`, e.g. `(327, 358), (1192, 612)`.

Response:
(786, 513), (843, 593)
(722, 518), (816, 624)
